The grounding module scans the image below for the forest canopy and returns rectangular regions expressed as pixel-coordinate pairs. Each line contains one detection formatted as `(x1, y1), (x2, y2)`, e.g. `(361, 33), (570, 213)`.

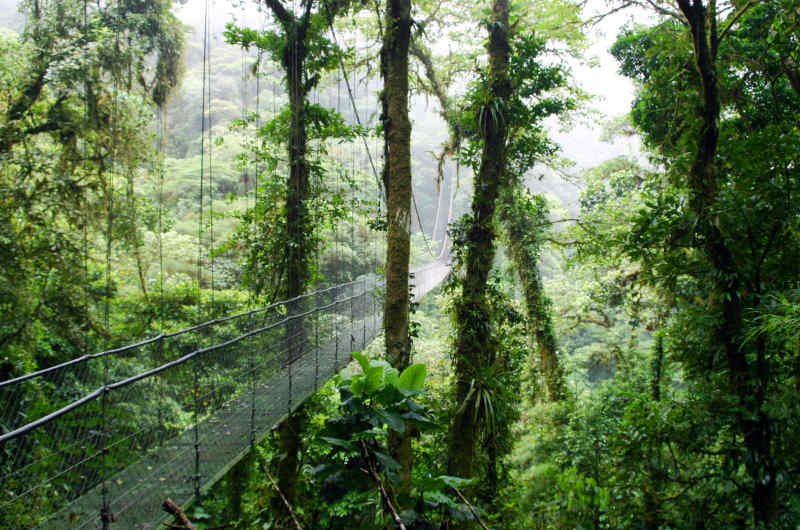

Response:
(0, 0), (799, 528)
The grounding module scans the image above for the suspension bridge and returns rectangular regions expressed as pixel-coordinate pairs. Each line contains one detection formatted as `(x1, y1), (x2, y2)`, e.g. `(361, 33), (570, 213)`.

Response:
(0, 260), (450, 528)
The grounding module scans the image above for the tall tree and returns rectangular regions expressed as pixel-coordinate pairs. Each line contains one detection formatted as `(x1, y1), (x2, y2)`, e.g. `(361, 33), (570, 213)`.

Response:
(611, 0), (800, 523)
(446, 6), (572, 501)
(381, 0), (414, 494)
(447, 0), (512, 490)
(226, 0), (354, 521)
(676, 0), (775, 520)
(498, 188), (566, 401)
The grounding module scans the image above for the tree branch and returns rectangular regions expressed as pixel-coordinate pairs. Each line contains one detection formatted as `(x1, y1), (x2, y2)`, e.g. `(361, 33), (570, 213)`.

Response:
(718, 0), (756, 43)
(782, 55), (800, 97)
(162, 498), (194, 530)
(359, 440), (407, 530)
(449, 486), (490, 530)
(262, 463), (304, 530)
(263, 0), (293, 26)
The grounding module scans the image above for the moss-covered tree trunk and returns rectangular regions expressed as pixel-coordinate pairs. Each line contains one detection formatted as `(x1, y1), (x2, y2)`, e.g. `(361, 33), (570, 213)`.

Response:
(285, 41), (311, 302)
(498, 190), (566, 402)
(446, 0), (511, 498)
(381, 0), (413, 493)
(271, 44), (310, 521)
(263, 2), (315, 520)
(676, 0), (777, 523)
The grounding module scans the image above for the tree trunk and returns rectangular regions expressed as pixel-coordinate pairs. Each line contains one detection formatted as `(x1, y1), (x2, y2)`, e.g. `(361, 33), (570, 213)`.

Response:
(676, 0), (777, 523)
(274, 19), (313, 520)
(226, 452), (252, 524)
(643, 333), (664, 529)
(270, 408), (304, 528)
(498, 190), (565, 402)
(381, 0), (414, 493)
(286, 41), (311, 304)
(447, 0), (511, 505)
(126, 169), (149, 300)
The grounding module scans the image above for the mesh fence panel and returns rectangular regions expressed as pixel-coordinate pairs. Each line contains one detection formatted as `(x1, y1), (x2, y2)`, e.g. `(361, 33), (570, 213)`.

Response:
(1, 265), (446, 528)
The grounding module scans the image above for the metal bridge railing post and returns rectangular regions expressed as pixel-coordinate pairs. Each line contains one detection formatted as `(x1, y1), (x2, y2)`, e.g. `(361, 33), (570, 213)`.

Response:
(249, 319), (256, 449)
(157, 336), (165, 447)
(362, 280), (366, 349)
(371, 277), (377, 340)
(314, 305), (319, 391)
(287, 359), (293, 415)
(334, 290), (340, 372)
(287, 300), (293, 414)
(350, 285), (355, 354)
(193, 361), (201, 500)
(100, 385), (111, 529)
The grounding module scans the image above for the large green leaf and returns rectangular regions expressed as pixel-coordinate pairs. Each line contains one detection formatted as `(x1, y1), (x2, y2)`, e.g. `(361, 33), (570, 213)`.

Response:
(378, 410), (406, 433)
(364, 365), (385, 395)
(320, 436), (355, 451)
(396, 363), (427, 392)
(374, 451), (401, 472)
(350, 350), (370, 372)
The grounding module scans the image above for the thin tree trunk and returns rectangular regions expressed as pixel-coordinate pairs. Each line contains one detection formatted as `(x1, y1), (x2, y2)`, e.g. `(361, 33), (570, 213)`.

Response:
(381, 0), (414, 493)
(226, 452), (251, 524)
(126, 169), (149, 300)
(644, 333), (664, 529)
(271, 409), (304, 528)
(498, 190), (565, 401)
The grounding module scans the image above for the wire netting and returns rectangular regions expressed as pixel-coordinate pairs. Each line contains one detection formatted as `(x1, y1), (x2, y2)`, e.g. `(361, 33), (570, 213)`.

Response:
(0, 264), (448, 528)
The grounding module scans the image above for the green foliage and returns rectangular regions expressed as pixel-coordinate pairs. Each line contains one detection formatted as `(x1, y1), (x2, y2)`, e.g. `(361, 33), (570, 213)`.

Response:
(223, 0), (375, 301)
(0, 0), (186, 375)
(525, 5), (800, 526)
(456, 30), (571, 176)
(314, 354), (491, 529)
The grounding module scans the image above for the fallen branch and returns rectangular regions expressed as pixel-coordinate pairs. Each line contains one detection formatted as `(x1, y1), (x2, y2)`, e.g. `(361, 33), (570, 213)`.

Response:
(450, 486), (490, 530)
(162, 498), (194, 530)
(261, 462), (304, 530)
(359, 440), (407, 530)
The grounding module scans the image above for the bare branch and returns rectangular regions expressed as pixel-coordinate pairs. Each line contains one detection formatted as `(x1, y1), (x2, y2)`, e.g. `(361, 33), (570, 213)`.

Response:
(359, 441), (407, 530)
(584, 0), (683, 26)
(162, 498), (194, 530)
(449, 486), (490, 530)
(262, 463), (304, 530)
(718, 0), (756, 43)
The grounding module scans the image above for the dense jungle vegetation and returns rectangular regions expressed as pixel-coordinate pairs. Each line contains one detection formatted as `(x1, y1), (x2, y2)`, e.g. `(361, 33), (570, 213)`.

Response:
(1, 0), (799, 528)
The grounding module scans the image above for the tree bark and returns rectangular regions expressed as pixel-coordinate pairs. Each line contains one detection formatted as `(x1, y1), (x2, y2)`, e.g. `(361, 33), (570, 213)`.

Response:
(447, 0), (511, 507)
(381, 0), (414, 493)
(264, 1), (316, 518)
(163, 498), (194, 529)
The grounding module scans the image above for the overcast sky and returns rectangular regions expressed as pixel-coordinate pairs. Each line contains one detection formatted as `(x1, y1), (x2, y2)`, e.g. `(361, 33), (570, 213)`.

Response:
(551, 2), (656, 170)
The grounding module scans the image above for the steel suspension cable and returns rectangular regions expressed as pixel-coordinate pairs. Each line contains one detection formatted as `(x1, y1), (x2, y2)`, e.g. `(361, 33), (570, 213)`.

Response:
(198, 0), (209, 305)
(158, 109), (166, 329)
(323, 11), (385, 207)
(82, 0), (90, 359)
(208, 0), (216, 314)
(325, 12), (440, 262)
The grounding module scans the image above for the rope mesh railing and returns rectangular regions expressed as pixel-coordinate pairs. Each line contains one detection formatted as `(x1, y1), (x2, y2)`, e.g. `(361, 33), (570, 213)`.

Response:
(0, 263), (448, 529)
